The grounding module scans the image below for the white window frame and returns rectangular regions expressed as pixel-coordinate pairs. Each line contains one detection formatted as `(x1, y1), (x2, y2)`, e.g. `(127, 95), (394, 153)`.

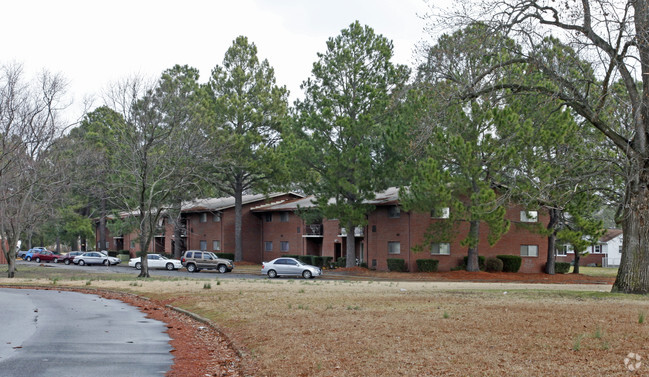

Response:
(264, 241), (273, 252)
(431, 243), (450, 255)
(520, 244), (538, 257)
(388, 205), (401, 218)
(200, 213), (207, 223)
(199, 240), (207, 251)
(212, 240), (221, 251)
(280, 212), (289, 222)
(281, 241), (289, 252)
(520, 210), (538, 223)
(388, 241), (401, 255)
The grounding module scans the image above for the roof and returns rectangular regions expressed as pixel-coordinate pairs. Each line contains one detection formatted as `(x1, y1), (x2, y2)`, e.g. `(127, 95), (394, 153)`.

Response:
(251, 187), (403, 212)
(251, 196), (317, 212)
(600, 229), (623, 243)
(182, 192), (303, 213)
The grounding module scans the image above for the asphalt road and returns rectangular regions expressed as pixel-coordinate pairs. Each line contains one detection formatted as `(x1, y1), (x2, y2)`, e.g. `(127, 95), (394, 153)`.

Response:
(0, 288), (173, 377)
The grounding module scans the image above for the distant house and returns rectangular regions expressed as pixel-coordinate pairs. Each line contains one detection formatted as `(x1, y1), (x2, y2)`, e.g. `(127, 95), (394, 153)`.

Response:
(555, 228), (623, 267)
(95, 188), (551, 272)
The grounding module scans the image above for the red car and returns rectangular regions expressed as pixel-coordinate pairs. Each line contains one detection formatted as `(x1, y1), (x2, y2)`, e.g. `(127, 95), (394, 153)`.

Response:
(60, 251), (84, 265)
(30, 250), (64, 263)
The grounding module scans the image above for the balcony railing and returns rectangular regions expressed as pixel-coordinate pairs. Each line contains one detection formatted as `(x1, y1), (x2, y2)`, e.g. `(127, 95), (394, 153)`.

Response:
(340, 227), (364, 237)
(304, 224), (323, 236)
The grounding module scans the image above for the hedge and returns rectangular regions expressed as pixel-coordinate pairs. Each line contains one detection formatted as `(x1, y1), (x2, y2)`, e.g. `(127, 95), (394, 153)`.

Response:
(485, 257), (503, 272)
(554, 262), (571, 274)
(298, 255), (315, 265)
(336, 257), (346, 267)
(387, 258), (406, 272)
(496, 255), (522, 272)
(215, 253), (234, 260)
(416, 259), (439, 272)
(463, 255), (486, 270)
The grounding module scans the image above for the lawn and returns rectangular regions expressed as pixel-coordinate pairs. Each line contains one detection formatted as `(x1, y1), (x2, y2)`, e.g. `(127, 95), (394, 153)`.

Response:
(1, 266), (646, 376)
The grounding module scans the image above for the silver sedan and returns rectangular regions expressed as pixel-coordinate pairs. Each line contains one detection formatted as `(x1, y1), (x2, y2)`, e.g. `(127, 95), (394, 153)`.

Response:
(128, 254), (182, 270)
(261, 257), (322, 279)
(73, 251), (121, 266)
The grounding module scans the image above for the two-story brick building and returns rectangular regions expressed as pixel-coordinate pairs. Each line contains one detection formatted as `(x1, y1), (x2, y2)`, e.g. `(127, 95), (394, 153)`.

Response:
(97, 188), (550, 272)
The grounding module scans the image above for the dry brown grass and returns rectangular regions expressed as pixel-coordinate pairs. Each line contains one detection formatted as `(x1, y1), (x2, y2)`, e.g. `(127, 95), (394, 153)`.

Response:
(3, 277), (649, 376)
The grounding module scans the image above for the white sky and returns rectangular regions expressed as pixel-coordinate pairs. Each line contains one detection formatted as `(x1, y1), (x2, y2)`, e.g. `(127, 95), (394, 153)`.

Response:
(1, 0), (433, 122)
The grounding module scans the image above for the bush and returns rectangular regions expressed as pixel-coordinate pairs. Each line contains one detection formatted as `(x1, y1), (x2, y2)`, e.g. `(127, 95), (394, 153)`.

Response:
(215, 253), (235, 260)
(118, 250), (130, 255)
(387, 258), (406, 272)
(298, 255), (315, 265)
(416, 259), (439, 272)
(555, 262), (571, 274)
(463, 255), (486, 271)
(497, 255), (522, 272)
(336, 257), (346, 267)
(321, 256), (333, 268)
(485, 257), (503, 272)
(283, 254), (300, 259)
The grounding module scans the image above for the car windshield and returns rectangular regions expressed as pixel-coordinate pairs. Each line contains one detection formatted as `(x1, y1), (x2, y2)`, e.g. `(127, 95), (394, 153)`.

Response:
(160, 255), (169, 260)
(208, 253), (218, 259)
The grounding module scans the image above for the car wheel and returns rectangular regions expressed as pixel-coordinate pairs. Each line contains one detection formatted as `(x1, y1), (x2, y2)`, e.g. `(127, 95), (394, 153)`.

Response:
(302, 270), (312, 279)
(103, 259), (109, 266)
(135, 262), (142, 270)
(26, 257), (32, 261)
(218, 265), (227, 273)
(78, 260), (85, 266)
(166, 263), (174, 271)
(35, 257), (41, 263)
(187, 263), (197, 273)
(267, 269), (277, 278)
(64, 259), (70, 265)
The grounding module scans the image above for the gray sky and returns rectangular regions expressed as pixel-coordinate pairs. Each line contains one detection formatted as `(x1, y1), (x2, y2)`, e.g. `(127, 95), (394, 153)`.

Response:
(2, 0), (431, 120)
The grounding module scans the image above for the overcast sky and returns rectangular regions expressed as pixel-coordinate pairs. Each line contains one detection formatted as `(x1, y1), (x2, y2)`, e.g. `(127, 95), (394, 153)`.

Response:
(2, 0), (435, 122)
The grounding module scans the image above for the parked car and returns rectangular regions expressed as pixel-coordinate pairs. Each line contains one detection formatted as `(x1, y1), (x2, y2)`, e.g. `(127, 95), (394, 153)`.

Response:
(261, 257), (322, 279)
(30, 250), (64, 263)
(73, 251), (121, 266)
(23, 247), (48, 261)
(128, 254), (182, 270)
(60, 251), (84, 265)
(180, 250), (234, 273)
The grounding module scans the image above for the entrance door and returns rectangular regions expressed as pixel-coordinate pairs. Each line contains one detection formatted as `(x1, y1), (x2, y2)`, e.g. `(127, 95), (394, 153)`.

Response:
(334, 243), (342, 261)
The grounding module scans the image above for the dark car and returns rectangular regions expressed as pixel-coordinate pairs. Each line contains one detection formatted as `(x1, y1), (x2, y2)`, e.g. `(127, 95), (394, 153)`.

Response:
(181, 250), (234, 273)
(60, 251), (84, 265)
(30, 250), (64, 263)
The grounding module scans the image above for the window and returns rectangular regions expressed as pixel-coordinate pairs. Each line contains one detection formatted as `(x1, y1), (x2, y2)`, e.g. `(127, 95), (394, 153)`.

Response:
(388, 205), (401, 218)
(130, 240), (135, 248)
(200, 213), (207, 223)
(431, 243), (450, 255)
(213, 240), (221, 251)
(281, 241), (289, 252)
(199, 240), (207, 251)
(280, 212), (289, 222)
(520, 210), (538, 222)
(265, 213), (272, 222)
(520, 245), (538, 257)
(213, 213), (221, 222)
(388, 241), (401, 255)
(265, 241), (273, 251)
(556, 246), (567, 256)
(593, 245), (602, 253)
(431, 207), (450, 219)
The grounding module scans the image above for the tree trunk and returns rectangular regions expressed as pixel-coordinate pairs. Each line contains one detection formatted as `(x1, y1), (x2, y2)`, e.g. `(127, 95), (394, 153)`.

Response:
(573, 252), (580, 274)
(4, 238), (16, 278)
(346, 220), (356, 268)
(545, 208), (559, 275)
(99, 197), (107, 251)
(466, 220), (480, 272)
(138, 210), (150, 278)
(613, 169), (649, 293)
(234, 180), (243, 262)
(172, 200), (183, 259)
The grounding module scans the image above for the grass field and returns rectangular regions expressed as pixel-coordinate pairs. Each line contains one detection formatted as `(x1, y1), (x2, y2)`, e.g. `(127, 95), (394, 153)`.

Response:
(1, 266), (645, 376)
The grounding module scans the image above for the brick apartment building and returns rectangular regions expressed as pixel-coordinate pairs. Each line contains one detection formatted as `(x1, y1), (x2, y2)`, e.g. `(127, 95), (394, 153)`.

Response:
(96, 188), (550, 272)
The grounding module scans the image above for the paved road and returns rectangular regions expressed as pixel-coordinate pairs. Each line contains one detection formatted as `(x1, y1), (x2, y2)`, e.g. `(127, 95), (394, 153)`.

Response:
(0, 288), (173, 377)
